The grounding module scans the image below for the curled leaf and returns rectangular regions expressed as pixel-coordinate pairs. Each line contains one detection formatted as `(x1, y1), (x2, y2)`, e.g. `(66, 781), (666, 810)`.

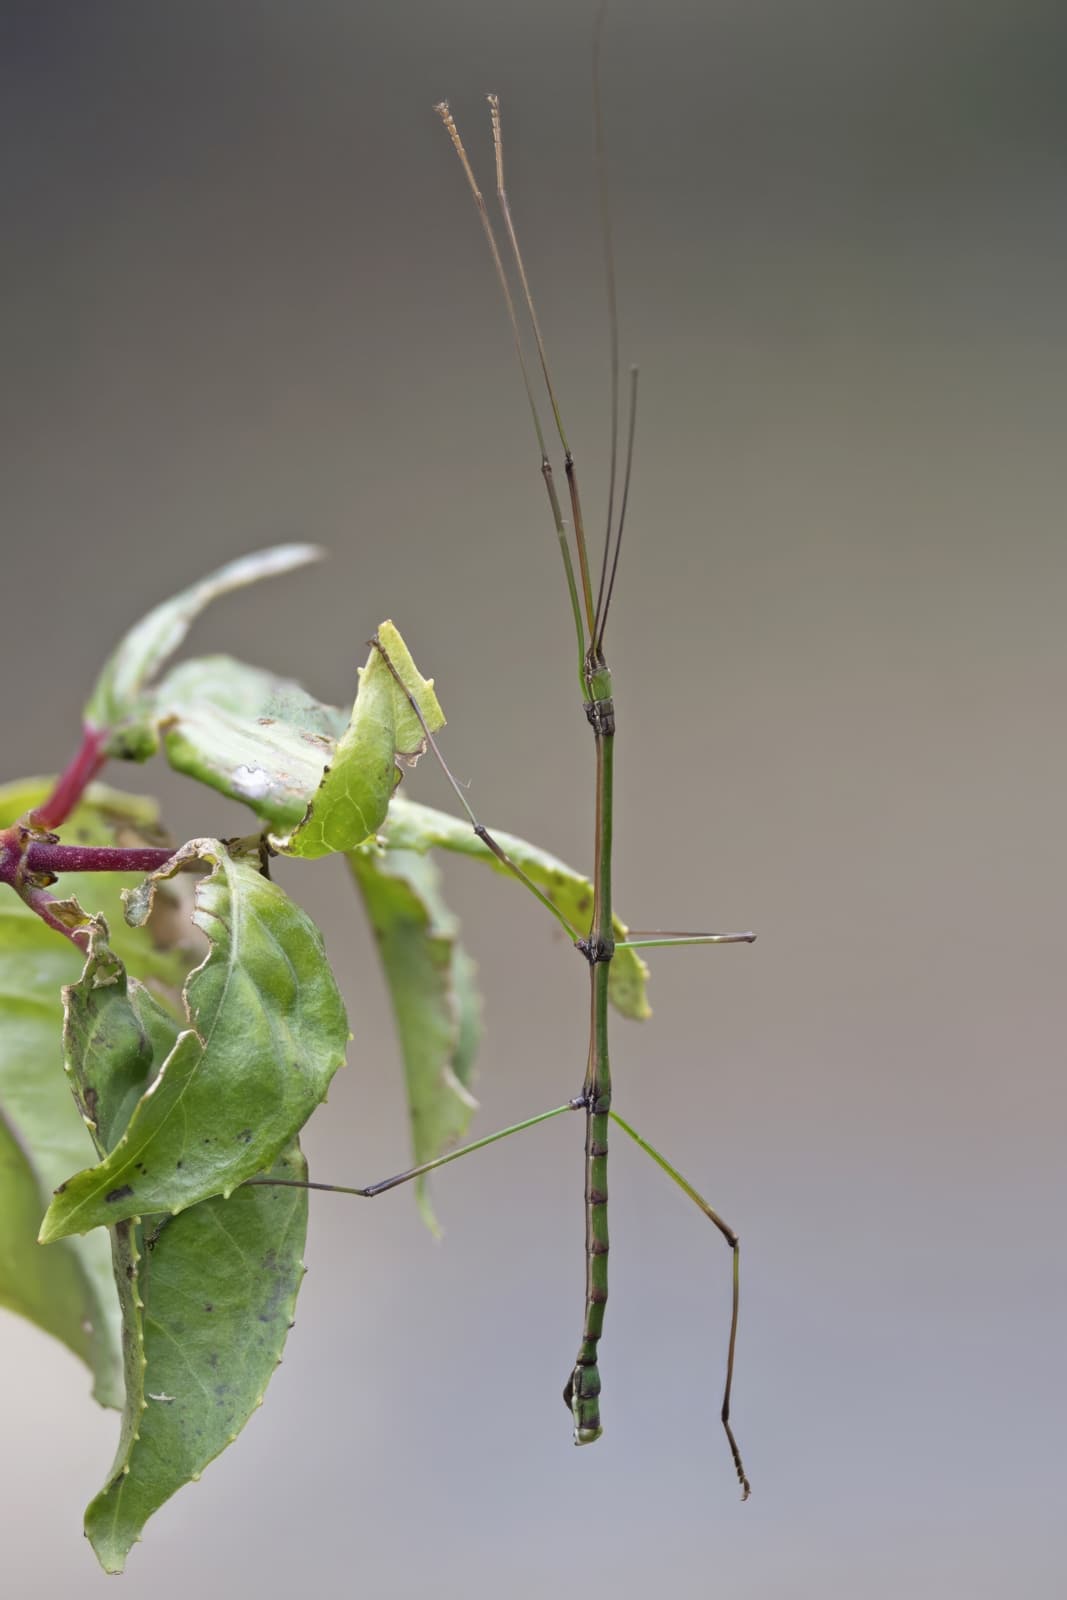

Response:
(271, 621), (445, 859)
(83, 544), (322, 757)
(39, 839), (348, 1241)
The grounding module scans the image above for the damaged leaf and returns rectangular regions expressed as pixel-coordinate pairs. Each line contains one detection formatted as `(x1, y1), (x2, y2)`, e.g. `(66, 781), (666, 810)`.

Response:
(39, 840), (348, 1241)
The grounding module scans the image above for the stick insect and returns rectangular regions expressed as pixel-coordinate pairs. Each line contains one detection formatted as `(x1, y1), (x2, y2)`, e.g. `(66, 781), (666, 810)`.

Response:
(271, 51), (756, 1494)
(0, 27), (759, 1574)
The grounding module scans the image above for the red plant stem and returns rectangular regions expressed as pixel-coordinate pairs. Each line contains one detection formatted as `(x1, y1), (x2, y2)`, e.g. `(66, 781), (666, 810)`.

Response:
(0, 826), (173, 949)
(23, 841), (175, 875)
(30, 725), (109, 829)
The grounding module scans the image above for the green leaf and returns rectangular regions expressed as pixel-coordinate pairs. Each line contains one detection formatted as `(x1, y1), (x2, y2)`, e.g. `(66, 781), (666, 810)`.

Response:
(83, 544), (322, 757)
(144, 622), (440, 852)
(348, 846), (480, 1233)
(153, 654), (346, 828)
(49, 924), (310, 1571)
(40, 839), (348, 1241)
(84, 1148), (308, 1573)
(379, 795), (652, 1022)
(60, 927), (185, 1158)
(0, 778), (193, 1407)
(0, 1108), (105, 1388)
(270, 620), (445, 858)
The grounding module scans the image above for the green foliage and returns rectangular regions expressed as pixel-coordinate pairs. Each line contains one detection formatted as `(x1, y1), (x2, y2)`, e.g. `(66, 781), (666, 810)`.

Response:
(84, 544), (322, 758)
(349, 845), (480, 1233)
(272, 620), (446, 858)
(41, 846), (348, 1241)
(84, 1152), (308, 1574)
(53, 925), (309, 1571)
(383, 796), (651, 1021)
(0, 1109), (111, 1390)
(0, 549), (652, 1568)
(153, 654), (345, 827)
(0, 778), (194, 1408)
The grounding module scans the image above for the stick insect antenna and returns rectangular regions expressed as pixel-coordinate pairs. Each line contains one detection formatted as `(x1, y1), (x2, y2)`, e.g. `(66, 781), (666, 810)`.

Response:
(590, 0), (622, 658)
(594, 366), (638, 659)
(435, 100), (588, 679)
(434, 100), (547, 464)
(488, 97), (570, 462)
(488, 94), (598, 652)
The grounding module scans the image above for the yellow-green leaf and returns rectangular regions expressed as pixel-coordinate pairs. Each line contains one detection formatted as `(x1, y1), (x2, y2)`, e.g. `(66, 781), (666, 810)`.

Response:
(270, 621), (445, 859)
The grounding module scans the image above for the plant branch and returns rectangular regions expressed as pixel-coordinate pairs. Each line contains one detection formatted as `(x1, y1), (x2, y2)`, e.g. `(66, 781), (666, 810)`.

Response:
(22, 841), (176, 876)
(0, 824), (176, 945)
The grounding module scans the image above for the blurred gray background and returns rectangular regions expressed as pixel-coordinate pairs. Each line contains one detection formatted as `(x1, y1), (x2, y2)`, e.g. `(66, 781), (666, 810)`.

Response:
(2, 1), (1065, 1595)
